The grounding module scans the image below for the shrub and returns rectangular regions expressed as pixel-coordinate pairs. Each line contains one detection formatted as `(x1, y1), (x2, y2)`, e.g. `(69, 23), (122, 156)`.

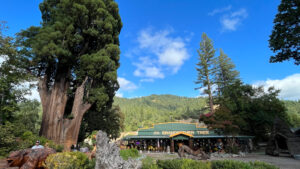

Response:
(212, 160), (251, 169)
(120, 148), (140, 160)
(156, 159), (181, 169)
(143, 159), (278, 169)
(181, 159), (211, 169)
(86, 158), (96, 169)
(211, 160), (279, 169)
(156, 159), (210, 169)
(249, 161), (279, 169)
(48, 142), (64, 152)
(44, 152), (91, 169)
(0, 122), (17, 156)
(18, 131), (63, 152)
(142, 156), (160, 169)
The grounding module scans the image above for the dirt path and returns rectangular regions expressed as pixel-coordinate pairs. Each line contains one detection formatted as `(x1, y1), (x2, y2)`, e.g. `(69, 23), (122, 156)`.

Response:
(143, 152), (300, 169)
(0, 159), (8, 169)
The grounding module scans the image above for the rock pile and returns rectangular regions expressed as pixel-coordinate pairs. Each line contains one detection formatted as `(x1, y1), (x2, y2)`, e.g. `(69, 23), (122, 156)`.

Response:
(210, 152), (245, 159)
(95, 131), (141, 169)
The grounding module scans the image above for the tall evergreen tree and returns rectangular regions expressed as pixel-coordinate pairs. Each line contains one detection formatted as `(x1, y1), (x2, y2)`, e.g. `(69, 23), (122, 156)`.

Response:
(269, 0), (300, 65)
(17, 0), (122, 149)
(214, 49), (239, 97)
(0, 22), (31, 125)
(195, 33), (216, 114)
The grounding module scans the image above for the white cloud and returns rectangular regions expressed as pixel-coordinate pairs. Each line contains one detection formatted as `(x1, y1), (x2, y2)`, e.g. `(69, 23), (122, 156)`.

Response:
(0, 55), (8, 66)
(0, 56), (40, 101)
(208, 5), (232, 16)
(140, 78), (154, 83)
(131, 28), (190, 80)
(21, 81), (40, 101)
(221, 18), (240, 31)
(220, 8), (248, 31)
(133, 57), (164, 79)
(118, 77), (137, 91)
(209, 6), (248, 32)
(115, 92), (123, 98)
(231, 8), (248, 18)
(253, 74), (300, 100)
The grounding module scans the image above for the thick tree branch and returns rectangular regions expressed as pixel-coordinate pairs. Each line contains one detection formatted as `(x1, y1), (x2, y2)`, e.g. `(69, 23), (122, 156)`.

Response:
(38, 75), (49, 108)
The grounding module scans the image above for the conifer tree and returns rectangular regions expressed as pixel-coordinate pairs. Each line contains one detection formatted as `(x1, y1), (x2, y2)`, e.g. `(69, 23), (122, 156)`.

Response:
(269, 0), (300, 65)
(214, 49), (239, 97)
(195, 33), (216, 114)
(0, 22), (30, 125)
(17, 0), (122, 149)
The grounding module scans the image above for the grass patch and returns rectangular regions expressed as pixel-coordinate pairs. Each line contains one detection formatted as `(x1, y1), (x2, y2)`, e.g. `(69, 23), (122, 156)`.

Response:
(120, 148), (140, 160)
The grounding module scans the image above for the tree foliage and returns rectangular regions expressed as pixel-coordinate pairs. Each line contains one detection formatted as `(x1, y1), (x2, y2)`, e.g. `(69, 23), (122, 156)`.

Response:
(195, 33), (216, 114)
(80, 105), (124, 140)
(214, 49), (239, 97)
(17, 0), (122, 109)
(269, 0), (300, 65)
(114, 94), (299, 133)
(114, 95), (208, 131)
(16, 0), (122, 146)
(200, 80), (289, 141)
(0, 21), (31, 125)
(14, 100), (42, 134)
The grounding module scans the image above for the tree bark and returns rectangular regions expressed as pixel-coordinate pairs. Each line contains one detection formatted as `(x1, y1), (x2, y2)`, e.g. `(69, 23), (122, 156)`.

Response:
(39, 76), (91, 151)
(206, 74), (214, 114)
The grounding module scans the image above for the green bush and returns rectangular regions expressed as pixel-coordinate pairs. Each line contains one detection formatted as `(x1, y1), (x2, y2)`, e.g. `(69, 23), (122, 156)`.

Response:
(181, 159), (211, 169)
(157, 159), (210, 169)
(212, 160), (251, 169)
(48, 142), (64, 152)
(249, 161), (279, 169)
(156, 159), (181, 169)
(86, 158), (96, 169)
(18, 131), (63, 152)
(211, 160), (279, 169)
(143, 159), (278, 169)
(0, 122), (17, 156)
(44, 152), (92, 169)
(0, 125), (64, 157)
(142, 156), (160, 169)
(120, 148), (140, 160)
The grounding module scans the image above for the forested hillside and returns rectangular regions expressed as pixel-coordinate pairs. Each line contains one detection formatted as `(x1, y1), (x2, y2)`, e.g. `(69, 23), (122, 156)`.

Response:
(114, 95), (300, 131)
(285, 100), (300, 127)
(114, 95), (208, 131)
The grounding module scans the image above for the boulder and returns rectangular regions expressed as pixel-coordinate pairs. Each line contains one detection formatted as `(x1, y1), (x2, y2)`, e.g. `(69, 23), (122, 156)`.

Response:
(178, 145), (210, 160)
(95, 131), (141, 169)
(7, 148), (56, 169)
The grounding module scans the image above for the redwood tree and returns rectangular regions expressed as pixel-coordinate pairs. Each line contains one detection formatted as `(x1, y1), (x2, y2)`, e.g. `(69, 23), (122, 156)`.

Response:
(17, 0), (122, 149)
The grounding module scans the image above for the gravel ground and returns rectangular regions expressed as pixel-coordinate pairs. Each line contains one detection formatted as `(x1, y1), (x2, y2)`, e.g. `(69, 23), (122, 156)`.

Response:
(143, 152), (300, 169)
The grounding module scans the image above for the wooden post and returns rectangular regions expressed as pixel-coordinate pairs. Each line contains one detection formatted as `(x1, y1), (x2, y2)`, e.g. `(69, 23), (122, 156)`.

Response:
(189, 138), (193, 150)
(171, 139), (175, 153)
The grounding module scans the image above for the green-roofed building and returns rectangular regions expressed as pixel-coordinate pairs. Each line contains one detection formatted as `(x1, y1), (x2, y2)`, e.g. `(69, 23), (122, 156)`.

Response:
(123, 122), (253, 153)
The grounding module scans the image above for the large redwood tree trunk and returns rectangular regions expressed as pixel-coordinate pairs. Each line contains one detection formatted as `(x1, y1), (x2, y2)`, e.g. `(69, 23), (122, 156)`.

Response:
(39, 76), (91, 150)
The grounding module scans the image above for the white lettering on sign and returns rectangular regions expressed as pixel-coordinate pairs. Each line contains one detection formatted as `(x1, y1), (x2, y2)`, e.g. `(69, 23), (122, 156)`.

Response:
(153, 130), (209, 135)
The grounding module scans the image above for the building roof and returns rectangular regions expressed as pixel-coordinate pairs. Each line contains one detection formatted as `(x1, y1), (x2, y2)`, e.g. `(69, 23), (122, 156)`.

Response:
(122, 122), (253, 140)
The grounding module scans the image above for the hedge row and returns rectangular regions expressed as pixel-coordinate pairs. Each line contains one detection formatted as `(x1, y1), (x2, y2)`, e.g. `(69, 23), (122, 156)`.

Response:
(142, 158), (279, 169)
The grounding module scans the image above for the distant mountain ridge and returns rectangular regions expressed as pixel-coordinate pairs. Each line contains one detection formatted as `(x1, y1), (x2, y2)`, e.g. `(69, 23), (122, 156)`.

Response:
(114, 94), (300, 131)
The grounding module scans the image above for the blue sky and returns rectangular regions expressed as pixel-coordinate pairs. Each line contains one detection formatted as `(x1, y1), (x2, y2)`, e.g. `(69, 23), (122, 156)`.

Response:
(0, 0), (299, 100)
